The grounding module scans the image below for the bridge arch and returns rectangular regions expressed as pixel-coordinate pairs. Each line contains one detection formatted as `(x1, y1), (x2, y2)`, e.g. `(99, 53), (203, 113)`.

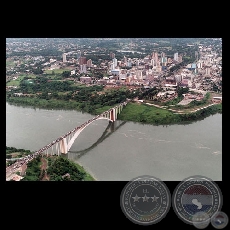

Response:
(67, 116), (113, 152)
(65, 102), (127, 153)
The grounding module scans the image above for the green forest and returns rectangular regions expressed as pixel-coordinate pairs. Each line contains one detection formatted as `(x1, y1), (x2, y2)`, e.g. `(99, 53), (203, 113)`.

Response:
(6, 146), (95, 181)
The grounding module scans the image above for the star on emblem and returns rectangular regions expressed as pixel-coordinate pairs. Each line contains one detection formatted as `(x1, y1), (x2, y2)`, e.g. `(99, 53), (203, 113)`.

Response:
(151, 195), (159, 202)
(132, 194), (140, 202)
(142, 194), (150, 202)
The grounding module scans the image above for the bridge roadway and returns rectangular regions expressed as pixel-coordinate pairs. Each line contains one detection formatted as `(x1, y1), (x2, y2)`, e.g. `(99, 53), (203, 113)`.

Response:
(6, 101), (127, 178)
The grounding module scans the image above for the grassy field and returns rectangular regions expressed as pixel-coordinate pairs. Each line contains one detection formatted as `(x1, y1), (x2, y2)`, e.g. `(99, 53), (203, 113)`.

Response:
(45, 74), (58, 80)
(118, 102), (179, 124)
(6, 74), (37, 86)
(6, 75), (24, 86)
(44, 68), (73, 75)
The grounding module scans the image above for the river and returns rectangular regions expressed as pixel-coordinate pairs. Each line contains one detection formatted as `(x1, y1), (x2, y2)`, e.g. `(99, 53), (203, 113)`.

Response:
(6, 102), (222, 181)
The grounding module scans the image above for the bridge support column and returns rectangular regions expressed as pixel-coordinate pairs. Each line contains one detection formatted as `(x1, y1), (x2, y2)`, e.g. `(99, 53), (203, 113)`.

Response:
(56, 143), (60, 156)
(110, 109), (115, 122)
(60, 137), (68, 154)
(115, 107), (117, 120)
(109, 110), (111, 121)
(114, 108), (116, 121)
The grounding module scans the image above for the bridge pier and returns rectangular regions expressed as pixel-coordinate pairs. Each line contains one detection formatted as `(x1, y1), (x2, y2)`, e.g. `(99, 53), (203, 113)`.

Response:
(60, 137), (68, 154)
(109, 110), (113, 121)
(105, 112), (108, 119)
(115, 107), (118, 120)
(56, 142), (60, 156)
(114, 108), (116, 121)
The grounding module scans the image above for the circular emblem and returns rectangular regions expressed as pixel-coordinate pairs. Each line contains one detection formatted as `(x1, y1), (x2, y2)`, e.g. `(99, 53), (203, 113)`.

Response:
(120, 175), (171, 225)
(172, 175), (222, 225)
(192, 211), (211, 229)
(211, 211), (229, 229)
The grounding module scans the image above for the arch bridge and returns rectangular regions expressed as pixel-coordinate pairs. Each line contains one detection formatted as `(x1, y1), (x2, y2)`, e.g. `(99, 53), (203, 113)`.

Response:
(6, 101), (127, 176)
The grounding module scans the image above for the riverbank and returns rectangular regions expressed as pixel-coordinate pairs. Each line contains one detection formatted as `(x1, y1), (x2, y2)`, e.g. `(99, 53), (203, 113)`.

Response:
(6, 97), (111, 115)
(118, 102), (222, 125)
(6, 146), (96, 181)
(6, 97), (222, 125)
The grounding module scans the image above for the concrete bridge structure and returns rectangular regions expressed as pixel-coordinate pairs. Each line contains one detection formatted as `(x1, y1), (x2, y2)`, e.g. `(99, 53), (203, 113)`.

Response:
(6, 101), (127, 177)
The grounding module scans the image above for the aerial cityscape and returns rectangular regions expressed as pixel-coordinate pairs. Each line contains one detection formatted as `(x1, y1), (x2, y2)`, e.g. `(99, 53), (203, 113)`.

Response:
(6, 38), (222, 181)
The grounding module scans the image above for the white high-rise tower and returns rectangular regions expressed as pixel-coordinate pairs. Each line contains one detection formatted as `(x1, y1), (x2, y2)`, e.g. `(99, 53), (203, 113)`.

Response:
(63, 53), (67, 62)
(174, 52), (178, 62)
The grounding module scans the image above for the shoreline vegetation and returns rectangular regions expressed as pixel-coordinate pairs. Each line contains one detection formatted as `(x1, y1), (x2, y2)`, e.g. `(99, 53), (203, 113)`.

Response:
(6, 146), (96, 181)
(6, 96), (222, 126)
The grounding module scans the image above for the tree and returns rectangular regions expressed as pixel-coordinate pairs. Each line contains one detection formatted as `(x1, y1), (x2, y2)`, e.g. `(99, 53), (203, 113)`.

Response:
(32, 68), (43, 75)
(62, 71), (71, 78)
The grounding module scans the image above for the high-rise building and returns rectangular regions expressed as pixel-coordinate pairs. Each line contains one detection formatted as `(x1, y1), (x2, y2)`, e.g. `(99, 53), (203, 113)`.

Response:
(110, 52), (115, 59)
(162, 57), (167, 65)
(80, 64), (87, 73)
(110, 63), (115, 70)
(197, 62), (202, 68)
(77, 51), (81, 59)
(113, 58), (117, 67)
(79, 57), (87, 65)
(79, 56), (87, 73)
(161, 52), (165, 58)
(174, 52), (178, 62)
(127, 59), (132, 67)
(155, 52), (158, 64)
(87, 59), (92, 67)
(151, 59), (155, 66)
(123, 56), (127, 64)
(63, 53), (67, 62)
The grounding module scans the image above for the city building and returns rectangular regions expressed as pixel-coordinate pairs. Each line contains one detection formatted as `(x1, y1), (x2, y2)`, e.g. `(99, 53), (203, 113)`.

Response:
(79, 57), (87, 65)
(80, 76), (91, 83)
(87, 59), (92, 67)
(77, 51), (81, 59)
(79, 57), (87, 73)
(80, 64), (87, 73)
(112, 58), (117, 67)
(111, 69), (120, 75)
(63, 53), (67, 62)
(174, 52), (178, 62)
(178, 55), (183, 62)
(205, 67), (210, 75)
